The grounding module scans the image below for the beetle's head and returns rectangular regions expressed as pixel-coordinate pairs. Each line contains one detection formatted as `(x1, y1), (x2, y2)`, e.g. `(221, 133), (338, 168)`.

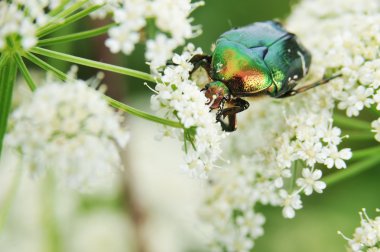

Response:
(203, 81), (230, 110)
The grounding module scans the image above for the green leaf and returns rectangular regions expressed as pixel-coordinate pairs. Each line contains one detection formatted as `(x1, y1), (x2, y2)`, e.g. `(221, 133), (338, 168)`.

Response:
(0, 54), (17, 156)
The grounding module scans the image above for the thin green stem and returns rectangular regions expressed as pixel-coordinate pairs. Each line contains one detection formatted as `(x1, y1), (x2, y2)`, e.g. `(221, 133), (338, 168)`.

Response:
(38, 23), (116, 46)
(48, 0), (72, 17)
(0, 53), (10, 70)
(351, 145), (380, 161)
(10, 53), (180, 128)
(105, 96), (183, 128)
(14, 54), (37, 91)
(324, 154), (380, 186)
(334, 113), (371, 130)
(0, 54), (17, 156)
(38, 4), (104, 38)
(0, 167), (22, 235)
(23, 52), (67, 81)
(38, 0), (90, 34)
(31, 47), (157, 83)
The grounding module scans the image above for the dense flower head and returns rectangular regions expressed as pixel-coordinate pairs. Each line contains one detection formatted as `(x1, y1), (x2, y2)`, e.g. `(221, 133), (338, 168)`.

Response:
(105, 0), (203, 70)
(5, 74), (129, 191)
(0, 0), (115, 51)
(339, 209), (380, 252)
(151, 44), (226, 178)
(0, 1), (47, 50)
(287, 0), (380, 124)
(196, 0), (380, 249)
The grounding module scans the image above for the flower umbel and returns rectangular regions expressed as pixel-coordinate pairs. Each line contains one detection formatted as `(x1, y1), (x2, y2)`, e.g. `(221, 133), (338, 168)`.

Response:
(106, 0), (204, 70)
(339, 209), (380, 252)
(5, 74), (129, 191)
(151, 44), (226, 178)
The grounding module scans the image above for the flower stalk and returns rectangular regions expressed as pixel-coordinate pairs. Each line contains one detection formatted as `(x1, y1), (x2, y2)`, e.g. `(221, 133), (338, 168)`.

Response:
(105, 96), (183, 128)
(37, 4), (105, 38)
(0, 167), (22, 235)
(37, 23), (116, 46)
(30, 47), (157, 83)
(14, 53), (37, 91)
(0, 54), (17, 156)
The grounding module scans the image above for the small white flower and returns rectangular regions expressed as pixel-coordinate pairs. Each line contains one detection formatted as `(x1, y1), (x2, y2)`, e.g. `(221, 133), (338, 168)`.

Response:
(338, 86), (374, 117)
(371, 118), (380, 142)
(296, 168), (326, 195)
(279, 190), (302, 219)
(323, 126), (342, 145)
(297, 142), (328, 167)
(324, 146), (352, 169)
(145, 34), (177, 70)
(236, 211), (265, 239)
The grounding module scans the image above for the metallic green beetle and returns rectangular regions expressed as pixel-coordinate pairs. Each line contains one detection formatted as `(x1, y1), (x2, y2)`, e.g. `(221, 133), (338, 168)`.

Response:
(191, 21), (337, 131)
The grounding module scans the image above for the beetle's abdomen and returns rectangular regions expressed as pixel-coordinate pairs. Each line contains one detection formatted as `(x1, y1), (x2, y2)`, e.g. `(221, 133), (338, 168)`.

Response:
(211, 38), (272, 96)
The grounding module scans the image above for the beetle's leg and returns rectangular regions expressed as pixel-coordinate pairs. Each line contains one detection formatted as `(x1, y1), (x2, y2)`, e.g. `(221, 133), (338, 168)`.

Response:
(276, 74), (342, 98)
(216, 98), (250, 132)
(190, 54), (212, 76)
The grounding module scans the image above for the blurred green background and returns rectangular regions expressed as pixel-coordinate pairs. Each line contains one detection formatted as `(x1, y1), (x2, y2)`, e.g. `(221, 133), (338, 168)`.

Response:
(23, 0), (380, 251)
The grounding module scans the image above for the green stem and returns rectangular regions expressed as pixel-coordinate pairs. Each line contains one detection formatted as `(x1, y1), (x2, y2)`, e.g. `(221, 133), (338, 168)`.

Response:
(41, 174), (62, 252)
(38, 23), (116, 46)
(11, 53), (180, 128)
(31, 47), (157, 83)
(48, 0), (72, 17)
(334, 113), (371, 130)
(23, 52), (67, 81)
(346, 131), (375, 141)
(0, 167), (22, 235)
(105, 96), (183, 128)
(351, 145), (380, 161)
(324, 154), (380, 186)
(38, 0), (90, 33)
(38, 4), (104, 38)
(0, 53), (10, 70)
(14, 54), (37, 91)
(0, 54), (17, 156)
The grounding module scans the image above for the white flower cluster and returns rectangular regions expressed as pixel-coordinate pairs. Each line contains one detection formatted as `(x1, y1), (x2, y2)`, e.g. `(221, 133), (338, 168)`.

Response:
(0, 0), (114, 50)
(0, 1), (47, 50)
(339, 209), (380, 252)
(5, 76), (129, 191)
(202, 94), (351, 250)
(287, 0), (380, 142)
(105, 0), (203, 70)
(151, 44), (226, 178)
(199, 0), (380, 249)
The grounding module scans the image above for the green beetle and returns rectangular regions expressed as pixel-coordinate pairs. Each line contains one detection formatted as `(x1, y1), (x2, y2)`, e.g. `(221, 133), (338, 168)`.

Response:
(191, 21), (338, 131)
